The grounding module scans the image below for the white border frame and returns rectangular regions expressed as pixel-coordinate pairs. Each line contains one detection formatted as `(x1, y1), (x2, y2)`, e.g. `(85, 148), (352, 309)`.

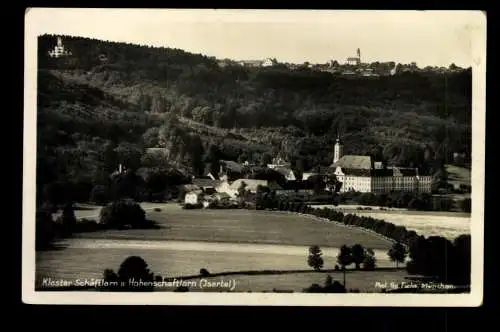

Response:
(22, 9), (486, 306)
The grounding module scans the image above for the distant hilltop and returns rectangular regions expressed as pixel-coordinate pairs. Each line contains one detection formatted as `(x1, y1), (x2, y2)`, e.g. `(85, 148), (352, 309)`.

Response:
(41, 35), (467, 78)
(218, 56), (466, 77)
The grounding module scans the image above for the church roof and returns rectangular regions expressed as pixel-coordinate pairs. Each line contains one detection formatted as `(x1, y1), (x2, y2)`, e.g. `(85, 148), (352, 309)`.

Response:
(332, 155), (372, 170)
(192, 178), (222, 188)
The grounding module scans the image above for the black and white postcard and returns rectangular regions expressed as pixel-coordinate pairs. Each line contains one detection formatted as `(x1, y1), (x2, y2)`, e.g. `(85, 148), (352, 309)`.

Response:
(23, 8), (486, 306)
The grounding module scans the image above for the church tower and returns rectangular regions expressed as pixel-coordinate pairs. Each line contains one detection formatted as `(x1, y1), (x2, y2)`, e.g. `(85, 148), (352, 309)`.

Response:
(333, 135), (343, 164)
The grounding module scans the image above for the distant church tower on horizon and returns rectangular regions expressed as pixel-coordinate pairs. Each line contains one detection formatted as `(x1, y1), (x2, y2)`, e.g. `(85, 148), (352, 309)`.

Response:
(48, 36), (72, 58)
(333, 135), (344, 164)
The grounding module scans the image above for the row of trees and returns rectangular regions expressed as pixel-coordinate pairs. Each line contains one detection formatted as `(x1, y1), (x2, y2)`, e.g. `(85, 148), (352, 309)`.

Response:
(268, 200), (470, 286)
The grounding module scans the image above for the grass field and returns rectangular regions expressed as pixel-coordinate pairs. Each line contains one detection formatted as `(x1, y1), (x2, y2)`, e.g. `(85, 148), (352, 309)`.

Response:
(35, 238), (406, 292)
(36, 205), (407, 292)
(70, 204), (393, 249)
(311, 205), (470, 240)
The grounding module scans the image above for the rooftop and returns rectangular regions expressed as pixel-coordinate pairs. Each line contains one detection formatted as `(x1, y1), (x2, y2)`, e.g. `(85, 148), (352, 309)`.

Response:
(332, 155), (372, 170)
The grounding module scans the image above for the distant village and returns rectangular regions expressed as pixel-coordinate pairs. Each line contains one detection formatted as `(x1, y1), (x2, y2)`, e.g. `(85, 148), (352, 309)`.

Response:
(217, 48), (466, 76)
(47, 37), (465, 77)
(144, 135), (434, 207)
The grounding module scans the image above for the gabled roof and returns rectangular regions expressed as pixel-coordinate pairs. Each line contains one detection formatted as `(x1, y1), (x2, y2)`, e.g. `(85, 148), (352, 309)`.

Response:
(192, 178), (222, 188)
(178, 184), (201, 192)
(332, 155), (372, 170)
(341, 168), (372, 176)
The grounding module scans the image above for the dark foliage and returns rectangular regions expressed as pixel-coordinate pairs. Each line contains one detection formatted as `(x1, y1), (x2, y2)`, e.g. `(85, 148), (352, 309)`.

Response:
(99, 199), (148, 229)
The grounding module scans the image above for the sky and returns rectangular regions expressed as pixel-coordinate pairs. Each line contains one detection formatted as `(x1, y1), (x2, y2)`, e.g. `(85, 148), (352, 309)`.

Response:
(26, 9), (485, 67)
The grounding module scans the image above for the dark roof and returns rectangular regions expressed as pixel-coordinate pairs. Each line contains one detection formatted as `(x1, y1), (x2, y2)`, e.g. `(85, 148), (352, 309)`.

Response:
(341, 168), (372, 176)
(332, 155), (372, 170)
(396, 167), (418, 176)
(192, 178), (222, 188)
(306, 165), (333, 174)
(372, 167), (418, 177)
(372, 169), (394, 177)
(274, 166), (294, 177)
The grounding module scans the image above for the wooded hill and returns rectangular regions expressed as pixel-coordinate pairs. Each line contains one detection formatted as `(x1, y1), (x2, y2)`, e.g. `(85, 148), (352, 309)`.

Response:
(37, 34), (472, 191)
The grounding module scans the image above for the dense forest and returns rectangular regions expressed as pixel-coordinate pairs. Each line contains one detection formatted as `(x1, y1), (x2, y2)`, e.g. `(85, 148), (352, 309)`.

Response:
(36, 34), (472, 200)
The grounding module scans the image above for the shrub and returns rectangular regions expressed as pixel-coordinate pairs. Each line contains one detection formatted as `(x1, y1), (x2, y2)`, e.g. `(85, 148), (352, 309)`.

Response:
(114, 256), (155, 292)
(153, 207), (162, 212)
(200, 268), (210, 277)
(99, 199), (147, 229)
(334, 264), (340, 271)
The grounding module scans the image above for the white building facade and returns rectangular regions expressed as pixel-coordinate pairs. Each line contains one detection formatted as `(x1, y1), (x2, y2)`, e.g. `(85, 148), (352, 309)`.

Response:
(330, 138), (433, 193)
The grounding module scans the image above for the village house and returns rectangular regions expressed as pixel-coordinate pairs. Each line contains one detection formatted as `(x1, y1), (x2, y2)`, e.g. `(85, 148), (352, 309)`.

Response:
(184, 190), (204, 205)
(192, 178), (222, 195)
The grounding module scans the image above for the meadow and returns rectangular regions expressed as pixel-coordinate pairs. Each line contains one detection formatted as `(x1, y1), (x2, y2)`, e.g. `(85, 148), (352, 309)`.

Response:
(311, 205), (470, 240)
(36, 204), (407, 292)
(35, 238), (405, 292)
(69, 203), (394, 249)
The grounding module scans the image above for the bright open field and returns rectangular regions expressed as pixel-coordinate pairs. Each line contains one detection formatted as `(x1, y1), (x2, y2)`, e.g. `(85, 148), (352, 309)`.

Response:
(35, 205), (408, 292)
(70, 204), (394, 249)
(312, 206), (470, 240)
(35, 238), (407, 292)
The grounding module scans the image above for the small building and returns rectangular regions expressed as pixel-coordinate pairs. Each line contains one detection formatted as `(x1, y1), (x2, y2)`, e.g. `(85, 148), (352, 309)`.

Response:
(184, 190), (204, 205)
(262, 58), (276, 67)
(192, 178), (222, 195)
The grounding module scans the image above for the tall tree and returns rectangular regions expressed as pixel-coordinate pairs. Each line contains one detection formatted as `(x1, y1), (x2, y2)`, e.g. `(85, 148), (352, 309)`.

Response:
(337, 245), (353, 287)
(388, 242), (407, 268)
(307, 245), (324, 271)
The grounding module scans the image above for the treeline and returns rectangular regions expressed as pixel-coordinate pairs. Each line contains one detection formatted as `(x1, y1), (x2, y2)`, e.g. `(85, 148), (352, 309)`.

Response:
(262, 199), (470, 286)
(279, 190), (470, 213)
(335, 191), (471, 213)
